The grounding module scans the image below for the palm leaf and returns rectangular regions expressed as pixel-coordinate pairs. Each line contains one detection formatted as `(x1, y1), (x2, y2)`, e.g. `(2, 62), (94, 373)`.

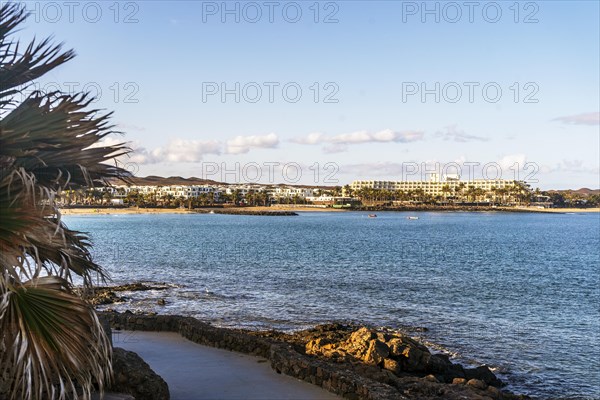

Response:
(1, 3), (131, 399)
(0, 3), (75, 109)
(0, 92), (132, 189)
(0, 277), (112, 400)
(0, 171), (108, 286)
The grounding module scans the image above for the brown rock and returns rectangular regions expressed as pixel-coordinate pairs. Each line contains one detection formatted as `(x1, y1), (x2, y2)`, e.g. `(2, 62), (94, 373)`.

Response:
(90, 291), (127, 305)
(465, 365), (503, 387)
(364, 340), (389, 365)
(487, 385), (502, 398)
(376, 332), (393, 342)
(345, 328), (374, 356)
(383, 358), (402, 374)
(424, 374), (439, 382)
(426, 353), (453, 374)
(400, 345), (430, 372)
(452, 378), (467, 385)
(388, 336), (429, 356)
(466, 378), (488, 390)
(305, 338), (338, 358)
(349, 327), (376, 343)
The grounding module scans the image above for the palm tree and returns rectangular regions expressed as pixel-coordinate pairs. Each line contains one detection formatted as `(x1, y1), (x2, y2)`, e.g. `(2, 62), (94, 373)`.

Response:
(466, 185), (476, 202)
(1, 4), (131, 399)
(473, 188), (486, 204)
(342, 184), (353, 197)
(102, 191), (112, 205)
(454, 182), (466, 202)
(441, 184), (451, 202)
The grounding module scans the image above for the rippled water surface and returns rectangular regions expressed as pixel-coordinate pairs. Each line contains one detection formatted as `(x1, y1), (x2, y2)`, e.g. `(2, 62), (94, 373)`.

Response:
(64, 211), (600, 399)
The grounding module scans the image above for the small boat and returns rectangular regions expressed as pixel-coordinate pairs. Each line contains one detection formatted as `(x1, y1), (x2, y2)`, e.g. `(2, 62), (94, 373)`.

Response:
(406, 216), (419, 220)
(368, 214), (377, 218)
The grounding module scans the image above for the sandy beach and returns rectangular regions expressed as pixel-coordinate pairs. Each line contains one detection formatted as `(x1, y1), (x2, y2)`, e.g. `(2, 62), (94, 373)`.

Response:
(59, 207), (194, 215)
(242, 205), (346, 212)
(60, 206), (600, 216)
(509, 207), (600, 213)
(59, 206), (345, 215)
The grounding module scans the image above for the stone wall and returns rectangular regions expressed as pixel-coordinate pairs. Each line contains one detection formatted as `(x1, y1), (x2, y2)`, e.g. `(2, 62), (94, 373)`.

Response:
(101, 312), (403, 400)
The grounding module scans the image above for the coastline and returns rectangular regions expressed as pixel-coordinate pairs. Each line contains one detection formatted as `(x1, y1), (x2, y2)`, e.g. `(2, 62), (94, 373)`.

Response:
(60, 205), (600, 216)
(60, 207), (193, 215)
(507, 206), (600, 213)
(59, 206), (346, 215)
(102, 310), (528, 400)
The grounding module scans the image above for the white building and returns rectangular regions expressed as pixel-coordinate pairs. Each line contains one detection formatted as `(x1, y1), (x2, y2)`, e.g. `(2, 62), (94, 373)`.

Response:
(109, 183), (323, 202)
(270, 186), (316, 199)
(348, 176), (525, 198)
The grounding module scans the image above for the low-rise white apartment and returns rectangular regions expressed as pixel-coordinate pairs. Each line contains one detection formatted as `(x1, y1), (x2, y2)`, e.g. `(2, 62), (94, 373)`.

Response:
(269, 186), (317, 198)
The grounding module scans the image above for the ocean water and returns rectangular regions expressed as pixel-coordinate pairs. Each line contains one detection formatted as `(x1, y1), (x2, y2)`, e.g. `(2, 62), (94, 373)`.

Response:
(63, 211), (600, 399)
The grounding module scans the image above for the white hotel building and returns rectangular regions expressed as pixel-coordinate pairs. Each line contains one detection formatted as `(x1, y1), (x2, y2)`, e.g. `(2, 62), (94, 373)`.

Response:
(348, 174), (524, 197)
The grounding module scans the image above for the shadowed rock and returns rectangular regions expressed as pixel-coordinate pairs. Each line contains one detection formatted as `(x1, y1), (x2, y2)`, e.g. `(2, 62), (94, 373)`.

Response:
(111, 348), (170, 400)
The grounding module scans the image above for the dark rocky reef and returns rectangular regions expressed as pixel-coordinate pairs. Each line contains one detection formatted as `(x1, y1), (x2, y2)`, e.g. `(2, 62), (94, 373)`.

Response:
(82, 282), (174, 306)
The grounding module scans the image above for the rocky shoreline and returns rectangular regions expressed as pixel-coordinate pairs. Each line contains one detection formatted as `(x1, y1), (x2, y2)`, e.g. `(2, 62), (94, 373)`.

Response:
(100, 311), (528, 400)
(81, 282), (176, 305)
(195, 209), (298, 216)
(354, 205), (544, 213)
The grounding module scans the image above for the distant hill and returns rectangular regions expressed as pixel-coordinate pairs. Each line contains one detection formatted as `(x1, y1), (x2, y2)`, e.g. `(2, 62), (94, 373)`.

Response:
(111, 177), (597, 192)
(547, 188), (600, 196)
(111, 176), (337, 189)
(112, 176), (225, 186)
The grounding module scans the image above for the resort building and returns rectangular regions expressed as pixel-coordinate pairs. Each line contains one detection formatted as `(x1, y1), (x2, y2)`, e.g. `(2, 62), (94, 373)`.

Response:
(78, 175), (532, 207)
(269, 186), (317, 199)
(347, 175), (528, 198)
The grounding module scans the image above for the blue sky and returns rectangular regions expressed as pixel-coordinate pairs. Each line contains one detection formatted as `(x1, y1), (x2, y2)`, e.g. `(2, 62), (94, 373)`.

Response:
(18, 0), (600, 189)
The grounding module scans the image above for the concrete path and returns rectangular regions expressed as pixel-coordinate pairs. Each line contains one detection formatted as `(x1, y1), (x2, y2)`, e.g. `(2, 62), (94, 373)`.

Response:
(114, 330), (341, 400)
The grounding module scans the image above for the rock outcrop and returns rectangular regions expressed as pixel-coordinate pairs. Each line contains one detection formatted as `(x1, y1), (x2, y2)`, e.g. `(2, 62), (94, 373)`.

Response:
(82, 282), (175, 305)
(103, 312), (528, 400)
(111, 348), (170, 400)
(306, 327), (503, 388)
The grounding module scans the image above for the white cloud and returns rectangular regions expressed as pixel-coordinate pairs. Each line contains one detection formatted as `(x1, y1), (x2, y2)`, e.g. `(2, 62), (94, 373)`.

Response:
(554, 112), (600, 126)
(131, 139), (222, 164)
(290, 132), (324, 145)
(323, 143), (348, 153)
(539, 159), (599, 175)
(435, 125), (488, 142)
(85, 135), (127, 149)
(497, 154), (527, 171)
(290, 129), (424, 152)
(226, 133), (279, 155)
(329, 129), (424, 144)
(329, 131), (370, 144)
(115, 133), (280, 164)
(85, 135), (133, 162)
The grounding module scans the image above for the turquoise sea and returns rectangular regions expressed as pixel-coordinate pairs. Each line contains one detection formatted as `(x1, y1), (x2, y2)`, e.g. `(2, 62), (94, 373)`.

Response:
(64, 211), (600, 399)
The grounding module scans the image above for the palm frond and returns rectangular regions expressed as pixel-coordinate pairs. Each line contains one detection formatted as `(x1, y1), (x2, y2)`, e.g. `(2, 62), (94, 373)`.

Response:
(0, 3), (75, 109)
(0, 276), (112, 400)
(0, 167), (109, 290)
(0, 3), (131, 399)
(0, 92), (132, 189)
